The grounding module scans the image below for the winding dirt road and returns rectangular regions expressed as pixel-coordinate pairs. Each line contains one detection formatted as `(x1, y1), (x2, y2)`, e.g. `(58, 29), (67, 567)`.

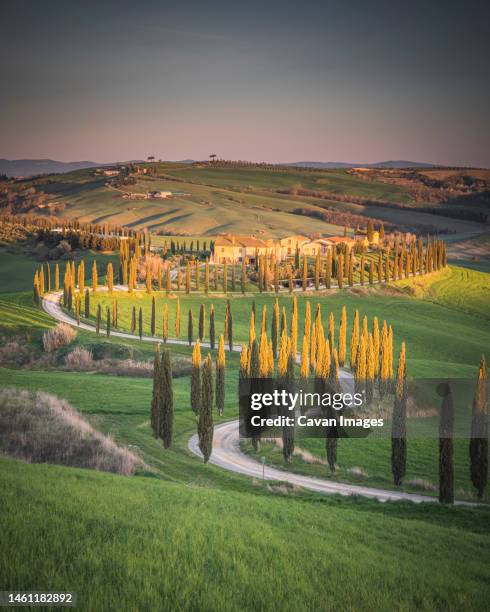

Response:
(187, 420), (442, 503)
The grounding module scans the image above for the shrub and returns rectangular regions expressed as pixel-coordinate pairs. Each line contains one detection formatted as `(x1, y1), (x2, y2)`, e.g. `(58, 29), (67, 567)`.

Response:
(0, 388), (145, 475)
(64, 347), (93, 369)
(42, 323), (77, 352)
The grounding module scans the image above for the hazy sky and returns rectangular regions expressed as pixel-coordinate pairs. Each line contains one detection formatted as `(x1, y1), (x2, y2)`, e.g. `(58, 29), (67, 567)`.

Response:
(1, 0), (489, 166)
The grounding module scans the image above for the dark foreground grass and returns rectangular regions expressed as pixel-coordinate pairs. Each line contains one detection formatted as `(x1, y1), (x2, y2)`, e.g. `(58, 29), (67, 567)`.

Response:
(2, 456), (490, 611)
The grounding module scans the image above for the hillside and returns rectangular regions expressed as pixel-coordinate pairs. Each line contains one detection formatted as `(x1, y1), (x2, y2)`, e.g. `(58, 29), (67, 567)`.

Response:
(0, 163), (488, 238)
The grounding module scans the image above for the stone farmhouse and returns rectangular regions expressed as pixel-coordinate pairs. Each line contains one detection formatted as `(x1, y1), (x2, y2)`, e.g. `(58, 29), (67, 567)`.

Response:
(212, 233), (369, 263)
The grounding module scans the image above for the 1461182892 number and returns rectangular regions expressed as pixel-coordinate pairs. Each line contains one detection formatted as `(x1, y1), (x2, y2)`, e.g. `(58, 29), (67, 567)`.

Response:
(0, 592), (75, 607)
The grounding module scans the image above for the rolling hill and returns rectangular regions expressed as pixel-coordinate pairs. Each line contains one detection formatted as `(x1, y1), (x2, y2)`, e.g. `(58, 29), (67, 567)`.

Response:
(1, 162), (487, 237)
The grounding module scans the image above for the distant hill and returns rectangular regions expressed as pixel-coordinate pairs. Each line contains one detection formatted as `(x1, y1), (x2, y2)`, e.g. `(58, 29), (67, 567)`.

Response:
(286, 160), (437, 169)
(0, 158), (147, 178)
(0, 159), (103, 177)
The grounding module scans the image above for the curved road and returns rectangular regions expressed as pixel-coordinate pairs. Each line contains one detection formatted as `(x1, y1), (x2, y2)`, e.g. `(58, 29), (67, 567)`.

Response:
(42, 290), (469, 505)
(188, 420), (443, 504)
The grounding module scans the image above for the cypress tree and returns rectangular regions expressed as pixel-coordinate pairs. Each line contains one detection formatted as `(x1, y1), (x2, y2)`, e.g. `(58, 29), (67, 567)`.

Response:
(279, 332), (295, 463)
(258, 330), (270, 378)
(84, 289), (90, 318)
(391, 342), (407, 486)
(372, 317), (380, 375)
(151, 296), (156, 336)
(158, 349), (174, 448)
(288, 265), (293, 293)
(302, 255), (307, 291)
(338, 306), (347, 366)
(379, 320), (389, 397)
(248, 309), (256, 347)
(131, 306), (136, 334)
(241, 258), (246, 294)
(195, 260), (200, 291)
(209, 304), (215, 350)
(185, 261), (191, 294)
(106, 307), (111, 336)
(205, 258), (210, 294)
(304, 301), (311, 349)
(175, 298), (181, 337)
(166, 267), (171, 294)
(150, 344), (161, 437)
(271, 299), (279, 358)
(177, 266), (182, 291)
(198, 354), (214, 462)
(360, 254), (365, 285)
(92, 260), (98, 293)
(224, 301), (230, 341)
(280, 306), (287, 338)
(290, 296), (298, 357)
(188, 308), (193, 345)
(96, 304), (101, 335)
(314, 252), (320, 290)
(326, 346), (339, 473)
(223, 261), (228, 293)
(300, 334), (309, 380)
(274, 262), (279, 293)
(138, 307), (143, 340)
(191, 340), (202, 414)
(76, 296), (81, 325)
(199, 303), (205, 341)
(355, 330), (367, 392)
(228, 303), (233, 351)
(55, 263), (60, 291)
(33, 274), (40, 306)
(310, 319), (317, 372)
(46, 263), (51, 292)
(231, 265), (236, 292)
(337, 253), (343, 289)
(470, 355), (488, 499)
(350, 309), (359, 370)
(163, 304), (168, 343)
(216, 335), (226, 416)
(328, 312), (335, 352)
(249, 339), (261, 451)
(326, 249), (332, 289)
(259, 304), (266, 336)
(39, 266), (45, 295)
(214, 264), (218, 291)
(439, 383), (454, 504)
(113, 299), (118, 328)
(348, 251), (354, 286)
(107, 262), (114, 292)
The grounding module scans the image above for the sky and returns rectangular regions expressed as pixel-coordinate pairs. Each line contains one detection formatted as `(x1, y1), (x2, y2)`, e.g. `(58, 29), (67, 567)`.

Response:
(1, 0), (489, 166)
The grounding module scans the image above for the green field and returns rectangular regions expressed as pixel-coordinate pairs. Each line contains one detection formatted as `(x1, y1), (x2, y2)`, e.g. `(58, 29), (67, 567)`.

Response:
(2, 366), (490, 610)
(86, 266), (489, 378)
(1, 244), (490, 609)
(18, 164), (484, 236)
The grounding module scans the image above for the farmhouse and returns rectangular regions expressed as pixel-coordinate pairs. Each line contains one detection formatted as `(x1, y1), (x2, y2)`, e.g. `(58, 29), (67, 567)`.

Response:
(212, 233), (365, 264)
(213, 235), (271, 264)
(279, 235), (310, 255)
(148, 191), (173, 199)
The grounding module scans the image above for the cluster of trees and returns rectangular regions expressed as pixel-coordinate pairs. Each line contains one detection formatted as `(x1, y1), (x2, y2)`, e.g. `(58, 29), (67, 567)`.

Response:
(34, 233), (447, 303)
(239, 298), (395, 464)
(150, 342), (218, 464)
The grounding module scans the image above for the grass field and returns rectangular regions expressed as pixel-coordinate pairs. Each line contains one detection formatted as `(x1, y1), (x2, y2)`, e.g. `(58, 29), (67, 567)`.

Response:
(86, 266), (489, 378)
(1, 248), (490, 609)
(1, 365), (490, 610)
(19, 164), (484, 236)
